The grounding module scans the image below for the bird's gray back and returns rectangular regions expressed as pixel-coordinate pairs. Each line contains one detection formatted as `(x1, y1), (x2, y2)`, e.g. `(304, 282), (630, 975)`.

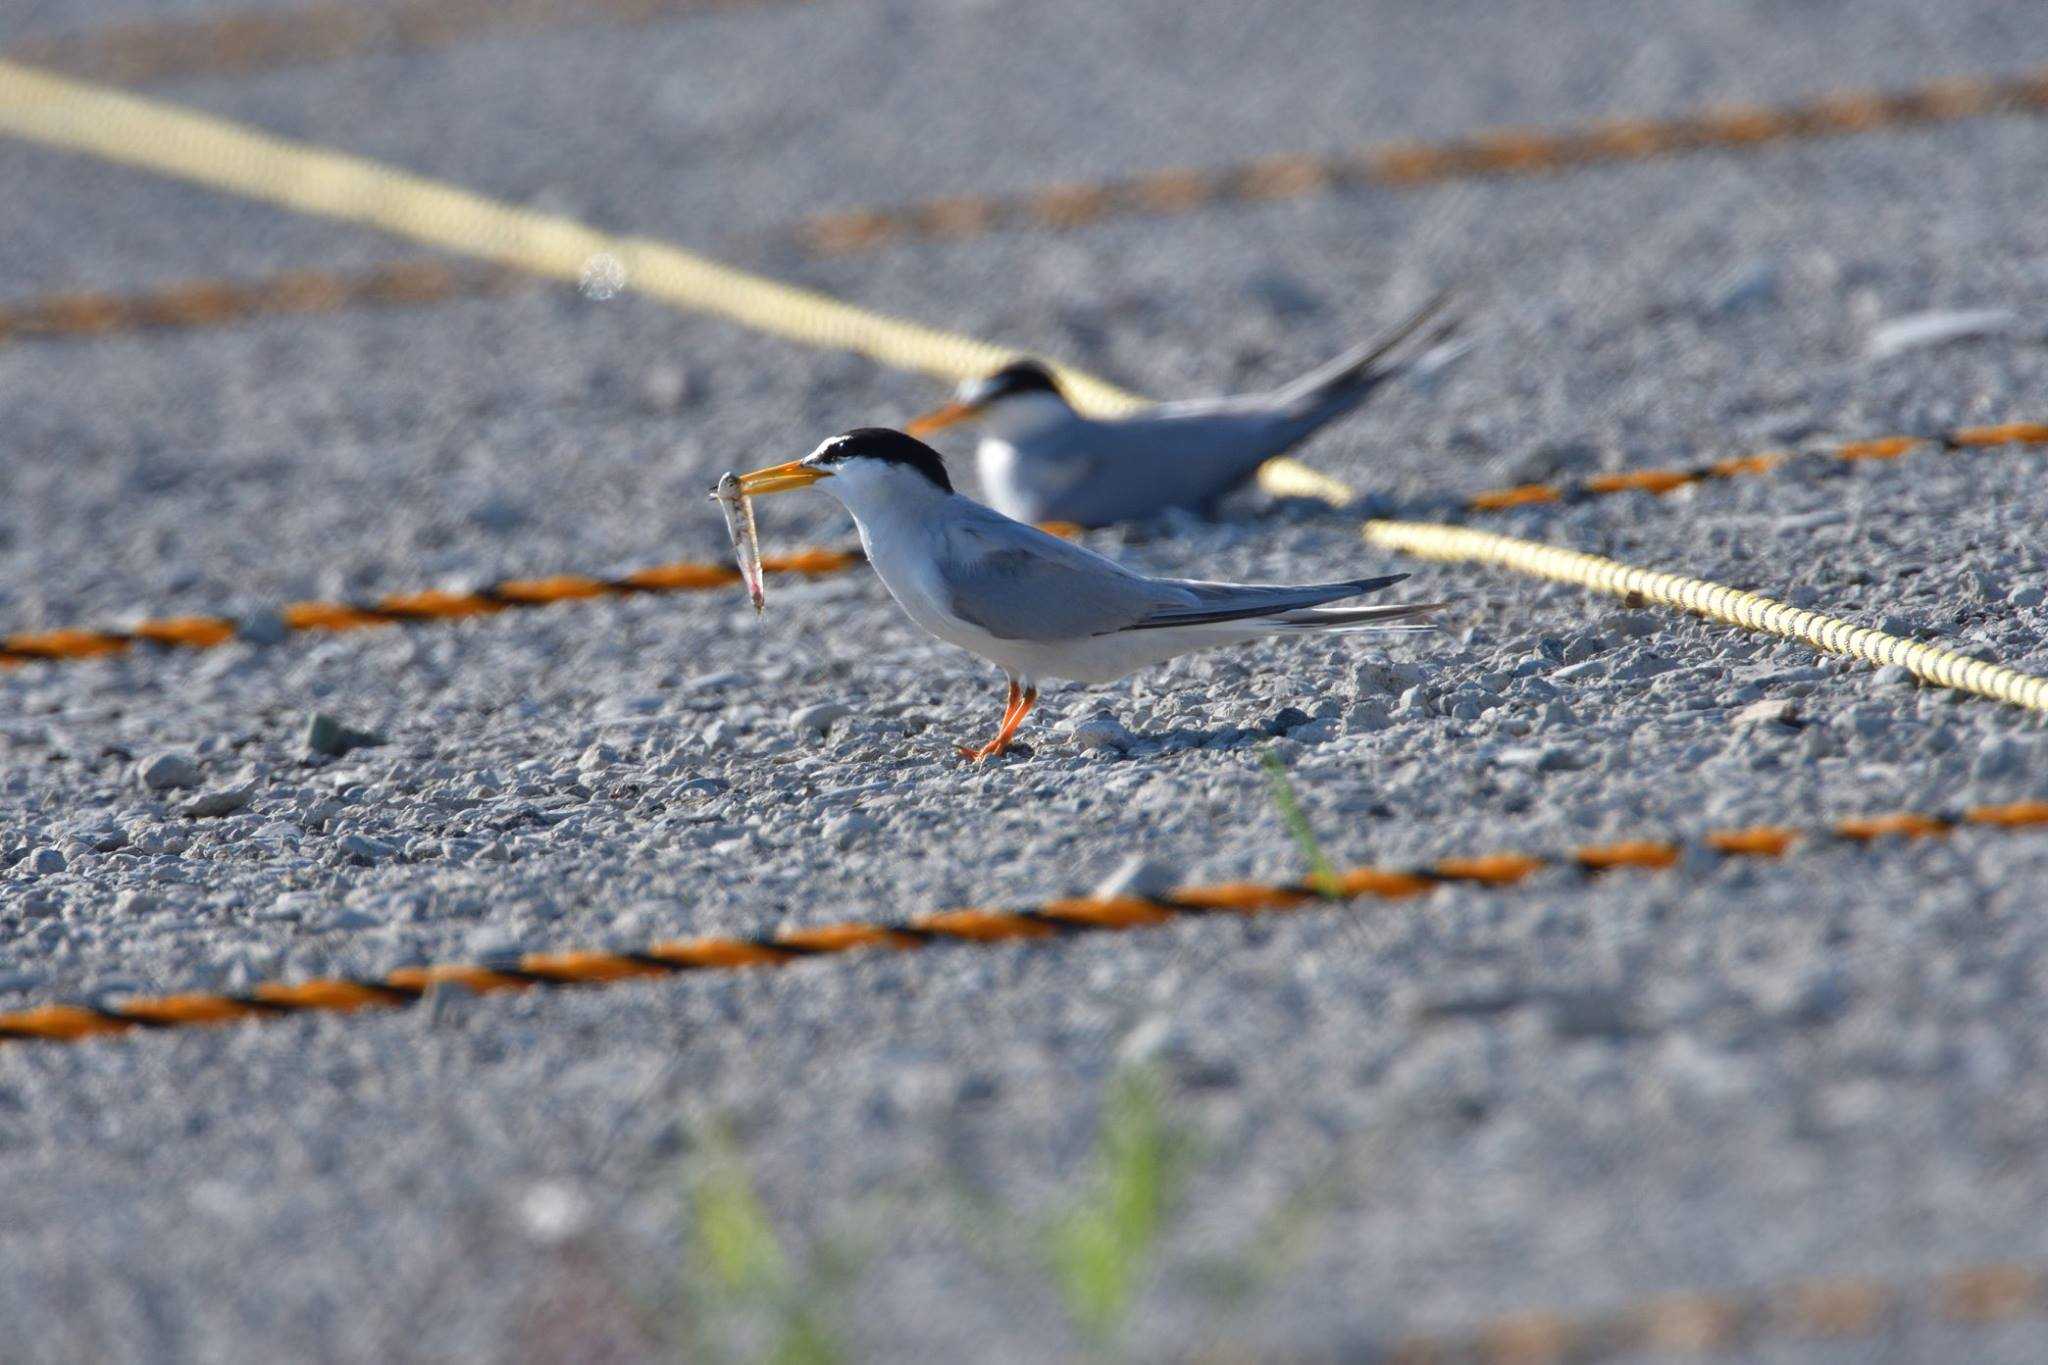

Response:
(984, 403), (1318, 525)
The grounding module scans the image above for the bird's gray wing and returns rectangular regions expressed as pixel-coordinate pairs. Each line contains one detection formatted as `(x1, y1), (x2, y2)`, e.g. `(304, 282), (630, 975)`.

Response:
(1060, 297), (1462, 520)
(1059, 407), (1308, 518)
(938, 513), (1189, 640)
(1123, 573), (1408, 630)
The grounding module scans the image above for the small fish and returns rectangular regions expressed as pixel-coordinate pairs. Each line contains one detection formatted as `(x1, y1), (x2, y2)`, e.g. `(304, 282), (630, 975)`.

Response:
(712, 471), (766, 614)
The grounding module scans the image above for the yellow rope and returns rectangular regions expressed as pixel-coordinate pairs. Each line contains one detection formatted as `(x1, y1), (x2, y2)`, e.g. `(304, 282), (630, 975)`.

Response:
(1365, 521), (2048, 711)
(0, 59), (1144, 417)
(1254, 457), (1359, 506)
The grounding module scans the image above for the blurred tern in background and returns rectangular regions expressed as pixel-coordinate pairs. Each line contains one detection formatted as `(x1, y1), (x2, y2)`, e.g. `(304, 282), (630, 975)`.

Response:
(731, 429), (1440, 761)
(906, 294), (1462, 526)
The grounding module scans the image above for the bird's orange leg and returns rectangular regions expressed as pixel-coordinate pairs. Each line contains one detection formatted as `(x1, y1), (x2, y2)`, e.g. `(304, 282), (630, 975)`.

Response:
(956, 683), (1037, 762)
(957, 681), (1022, 761)
(980, 685), (1038, 760)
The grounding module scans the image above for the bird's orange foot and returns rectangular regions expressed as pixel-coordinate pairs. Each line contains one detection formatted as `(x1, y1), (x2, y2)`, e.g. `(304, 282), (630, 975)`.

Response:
(955, 682), (1032, 762)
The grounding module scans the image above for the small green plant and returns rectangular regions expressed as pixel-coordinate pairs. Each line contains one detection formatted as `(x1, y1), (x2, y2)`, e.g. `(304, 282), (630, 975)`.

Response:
(679, 1126), (858, 1365)
(1260, 749), (1341, 897)
(940, 1069), (1347, 1353)
(1041, 1067), (1192, 1348)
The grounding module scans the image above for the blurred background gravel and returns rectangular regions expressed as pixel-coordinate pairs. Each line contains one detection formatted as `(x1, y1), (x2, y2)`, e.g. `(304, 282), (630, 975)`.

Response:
(3, 0), (2048, 1358)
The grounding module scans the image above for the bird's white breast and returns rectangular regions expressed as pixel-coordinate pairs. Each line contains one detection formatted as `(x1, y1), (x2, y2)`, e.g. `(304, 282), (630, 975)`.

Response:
(843, 492), (1015, 665)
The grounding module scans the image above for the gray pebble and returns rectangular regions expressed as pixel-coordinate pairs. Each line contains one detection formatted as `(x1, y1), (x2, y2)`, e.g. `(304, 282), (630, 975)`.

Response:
(1066, 710), (1138, 753)
(1345, 700), (1393, 733)
(306, 712), (386, 758)
(1775, 509), (1847, 534)
(1092, 855), (1179, 899)
(182, 783), (256, 819)
(257, 893), (321, 923)
(682, 671), (748, 694)
(1265, 706), (1313, 735)
(1506, 439), (1600, 483)
(340, 833), (399, 864)
(598, 694), (666, 719)
(1731, 699), (1800, 728)
(467, 497), (527, 533)
(789, 702), (853, 736)
(136, 751), (202, 791)
(1704, 260), (1781, 315)
(1353, 659), (1427, 696)
(1281, 716), (1339, 745)
(235, 611), (289, 646)
(1607, 652), (1677, 682)
(1972, 737), (2028, 781)
(1760, 966), (1852, 1026)
(1497, 745), (1583, 773)
(1608, 613), (1660, 639)
(822, 812), (881, 850)
(20, 847), (67, 877)
(577, 743), (622, 772)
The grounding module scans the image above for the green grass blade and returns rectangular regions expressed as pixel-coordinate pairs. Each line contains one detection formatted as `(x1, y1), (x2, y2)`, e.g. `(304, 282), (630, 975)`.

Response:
(1259, 750), (1341, 898)
(1044, 1069), (1187, 1346)
(688, 1129), (792, 1301)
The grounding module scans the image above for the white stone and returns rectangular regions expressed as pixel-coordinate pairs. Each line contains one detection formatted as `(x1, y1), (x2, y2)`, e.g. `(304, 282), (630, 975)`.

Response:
(136, 751), (202, 791)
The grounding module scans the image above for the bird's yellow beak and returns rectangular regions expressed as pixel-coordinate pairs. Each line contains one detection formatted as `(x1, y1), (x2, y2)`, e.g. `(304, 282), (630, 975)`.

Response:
(735, 461), (832, 496)
(903, 399), (984, 437)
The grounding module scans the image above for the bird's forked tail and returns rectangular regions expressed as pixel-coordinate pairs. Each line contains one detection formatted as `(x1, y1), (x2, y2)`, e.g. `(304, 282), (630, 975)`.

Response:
(1272, 599), (1447, 632)
(1277, 291), (1462, 416)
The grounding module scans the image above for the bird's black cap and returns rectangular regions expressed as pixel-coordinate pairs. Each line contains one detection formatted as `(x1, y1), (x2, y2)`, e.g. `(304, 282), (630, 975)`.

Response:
(983, 359), (1063, 400)
(815, 428), (954, 492)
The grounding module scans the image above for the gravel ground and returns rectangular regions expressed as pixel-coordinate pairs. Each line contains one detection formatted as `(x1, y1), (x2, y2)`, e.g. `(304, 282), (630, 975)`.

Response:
(5, 1), (2048, 1360)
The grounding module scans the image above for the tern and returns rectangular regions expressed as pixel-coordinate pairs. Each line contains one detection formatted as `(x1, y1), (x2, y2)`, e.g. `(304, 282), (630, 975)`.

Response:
(732, 429), (1439, 760)
(904, 295), (1459, 526)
